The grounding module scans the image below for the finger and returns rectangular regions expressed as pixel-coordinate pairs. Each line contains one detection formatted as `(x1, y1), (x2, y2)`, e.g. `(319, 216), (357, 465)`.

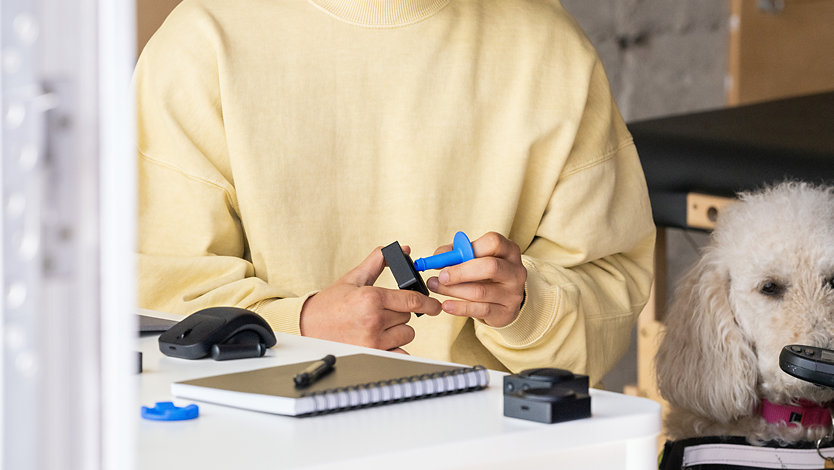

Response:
(432, 243), (452, 256)
(442, 299), (517, 327)
(344, 246), (386, 286)
(470, 232), (521, 260)
(376, 309), (413, 330)
(441, 299), (496, 319)
(378, 323), (415, 351)
(427, 277), (510, 304)
(380, 289), (442, 316)
(438, 257), (520, 285)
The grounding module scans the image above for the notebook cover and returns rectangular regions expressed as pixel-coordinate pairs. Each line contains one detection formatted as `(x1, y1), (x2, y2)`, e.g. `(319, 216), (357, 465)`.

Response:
(138, 314), (177, 333)
(171, 353), (488, 416)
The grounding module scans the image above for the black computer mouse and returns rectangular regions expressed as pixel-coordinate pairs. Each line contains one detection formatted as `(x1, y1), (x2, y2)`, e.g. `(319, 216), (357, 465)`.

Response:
(158, 306), (277, 360)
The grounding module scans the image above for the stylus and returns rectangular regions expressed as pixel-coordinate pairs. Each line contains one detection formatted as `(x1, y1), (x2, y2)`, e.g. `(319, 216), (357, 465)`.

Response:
(293, 354), (336, 387)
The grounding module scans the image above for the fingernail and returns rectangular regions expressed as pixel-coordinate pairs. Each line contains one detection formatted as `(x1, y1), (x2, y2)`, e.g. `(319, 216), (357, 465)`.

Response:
(427, 277), (438, 290)
(439, 270), (450, 284)
(443, 301), (455, 313)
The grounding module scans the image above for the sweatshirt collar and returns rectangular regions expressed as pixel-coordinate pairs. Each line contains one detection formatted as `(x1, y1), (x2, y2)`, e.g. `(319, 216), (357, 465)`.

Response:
(308, 0), (450, 27)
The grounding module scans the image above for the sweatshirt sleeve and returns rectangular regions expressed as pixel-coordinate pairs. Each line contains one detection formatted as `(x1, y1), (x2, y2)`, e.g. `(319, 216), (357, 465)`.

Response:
(473, 59), (656, 385)
(135, 3), (309, 333)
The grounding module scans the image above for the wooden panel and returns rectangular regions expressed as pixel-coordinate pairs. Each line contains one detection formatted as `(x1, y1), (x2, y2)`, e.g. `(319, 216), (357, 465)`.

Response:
(728, 0), (834, 105)
(686, 193), (736, 230)
(136, 0), (183, 58)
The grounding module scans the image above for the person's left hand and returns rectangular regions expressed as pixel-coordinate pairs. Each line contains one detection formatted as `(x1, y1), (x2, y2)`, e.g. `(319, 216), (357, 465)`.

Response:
(425, 232), (527, 327)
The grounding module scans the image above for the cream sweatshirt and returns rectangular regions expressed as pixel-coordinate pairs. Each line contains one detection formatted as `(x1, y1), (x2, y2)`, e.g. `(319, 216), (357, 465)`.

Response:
(136, 0), (655, 384)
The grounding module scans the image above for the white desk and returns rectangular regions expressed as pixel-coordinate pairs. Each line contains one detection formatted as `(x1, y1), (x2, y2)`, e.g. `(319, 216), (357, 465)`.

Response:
(137, 315), (660, 470)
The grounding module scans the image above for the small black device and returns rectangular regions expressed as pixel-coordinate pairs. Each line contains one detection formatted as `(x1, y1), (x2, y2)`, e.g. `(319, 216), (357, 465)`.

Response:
(293, 354), (336, 387)
(382, 241), (429, 296)
(779, 344), (834, 388)
(158, 307), (277, 361)
(503, 368), (591, 424)
(382, 241), (429, 316)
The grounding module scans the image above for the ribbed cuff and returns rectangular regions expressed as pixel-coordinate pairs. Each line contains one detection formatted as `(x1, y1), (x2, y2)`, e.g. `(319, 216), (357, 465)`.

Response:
(249, 291), (319, 336)
(488, 260), (561, 347)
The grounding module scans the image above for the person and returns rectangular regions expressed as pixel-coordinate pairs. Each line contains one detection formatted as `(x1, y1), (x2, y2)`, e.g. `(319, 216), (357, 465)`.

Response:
(135, 0), (655, 385)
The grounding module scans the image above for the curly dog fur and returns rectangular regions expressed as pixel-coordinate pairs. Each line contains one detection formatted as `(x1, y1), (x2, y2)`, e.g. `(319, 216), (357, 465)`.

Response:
(656, 182), (834, 444)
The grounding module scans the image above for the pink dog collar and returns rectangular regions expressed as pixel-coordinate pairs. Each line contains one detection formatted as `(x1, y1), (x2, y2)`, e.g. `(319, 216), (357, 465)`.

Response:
(761, 398), (832, 427)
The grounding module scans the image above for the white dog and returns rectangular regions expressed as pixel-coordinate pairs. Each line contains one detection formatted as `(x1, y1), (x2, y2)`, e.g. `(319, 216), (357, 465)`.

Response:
(656, 182), (834, 452)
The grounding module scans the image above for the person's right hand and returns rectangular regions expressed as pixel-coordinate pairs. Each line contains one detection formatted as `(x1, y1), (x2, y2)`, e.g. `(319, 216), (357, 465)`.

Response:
(299, 246), (442, 353)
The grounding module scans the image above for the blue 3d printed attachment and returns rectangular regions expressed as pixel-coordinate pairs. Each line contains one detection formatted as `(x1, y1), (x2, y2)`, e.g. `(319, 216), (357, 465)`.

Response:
(414, 231), (475, 271)
(141, 401), (199, 421)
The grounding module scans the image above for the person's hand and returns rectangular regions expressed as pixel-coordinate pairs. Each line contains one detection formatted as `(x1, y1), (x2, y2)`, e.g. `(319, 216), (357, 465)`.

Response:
(299, 246), (442, 353)
(425, 232), (526, 328)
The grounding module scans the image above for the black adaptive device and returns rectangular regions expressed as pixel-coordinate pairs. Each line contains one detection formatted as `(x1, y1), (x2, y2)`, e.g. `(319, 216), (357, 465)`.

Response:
(382, 241), (429, 316)
(779, 344), (834, 388)
(503, 368), (591, 424)
(382, 241), (429, 296)
(158, 307), (277, 361)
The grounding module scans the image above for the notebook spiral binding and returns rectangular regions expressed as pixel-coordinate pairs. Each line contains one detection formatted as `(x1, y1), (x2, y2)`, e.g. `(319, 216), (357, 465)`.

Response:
(301, 365), (488, 416)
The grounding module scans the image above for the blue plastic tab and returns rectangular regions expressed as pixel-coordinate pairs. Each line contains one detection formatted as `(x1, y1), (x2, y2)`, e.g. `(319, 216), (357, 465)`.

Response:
(414, 231), (475, 271)
(141, 401), (199, 421)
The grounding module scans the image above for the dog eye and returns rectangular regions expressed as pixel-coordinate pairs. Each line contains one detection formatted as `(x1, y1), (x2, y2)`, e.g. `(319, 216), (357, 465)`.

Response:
(759, 281), (783, 297)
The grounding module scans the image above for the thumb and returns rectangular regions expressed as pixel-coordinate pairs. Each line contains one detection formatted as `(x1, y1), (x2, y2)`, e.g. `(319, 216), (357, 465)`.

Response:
(343, 246), (386, 286)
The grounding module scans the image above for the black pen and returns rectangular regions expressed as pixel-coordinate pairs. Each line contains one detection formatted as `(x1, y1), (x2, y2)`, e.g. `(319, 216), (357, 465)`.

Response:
(293, 354), (336, 387)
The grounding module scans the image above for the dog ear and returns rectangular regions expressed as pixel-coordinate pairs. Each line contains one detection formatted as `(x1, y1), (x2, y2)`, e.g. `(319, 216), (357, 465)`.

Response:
(656, 248), (758, 423)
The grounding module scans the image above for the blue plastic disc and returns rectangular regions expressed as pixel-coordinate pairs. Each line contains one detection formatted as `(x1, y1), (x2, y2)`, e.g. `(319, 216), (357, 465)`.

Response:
(453, 231), (475, 262)
(414, 231), (475, 271)
(141, 401), (199, 421)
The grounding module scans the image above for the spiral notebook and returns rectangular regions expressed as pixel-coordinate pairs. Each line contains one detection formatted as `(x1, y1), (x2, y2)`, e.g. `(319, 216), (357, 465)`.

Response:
(171, 353), (489, 416)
